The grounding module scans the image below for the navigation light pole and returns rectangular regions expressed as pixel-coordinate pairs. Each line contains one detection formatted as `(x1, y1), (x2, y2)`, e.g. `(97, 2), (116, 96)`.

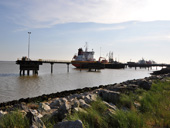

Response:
(28, 32), (31, 59)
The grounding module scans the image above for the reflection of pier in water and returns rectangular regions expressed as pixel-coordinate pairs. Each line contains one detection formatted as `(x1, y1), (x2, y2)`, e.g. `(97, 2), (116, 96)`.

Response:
(16, 59), (71, 76)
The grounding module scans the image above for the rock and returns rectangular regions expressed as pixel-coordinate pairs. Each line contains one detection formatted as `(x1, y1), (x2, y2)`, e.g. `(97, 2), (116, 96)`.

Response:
(84, 94), (97, 104)
(29, 109), (43, 118)
(58, 101), (71, 121)
(127, 84), (138, 91)
(79, 99), (91, 108)
(50, 98), (68, 109)
(0, 110), (7, 118)
(103, 101), (117, 110)
(99, 89), (120, 104)
(138, 79), (151, 90)
(68, 94), (84, 100)
(53, 120), (83, 128)
(50, 99), (62, 109)
(73, 107), (87, 113)
(39, 103), (51, 111)
(151, 68), (170, 75)
(70, 98), (80, 109)
(26, 110), (46, 128)
(134, 102), (141, 108)
(107, 86), (128, 92)
(103, 108), (115, 117)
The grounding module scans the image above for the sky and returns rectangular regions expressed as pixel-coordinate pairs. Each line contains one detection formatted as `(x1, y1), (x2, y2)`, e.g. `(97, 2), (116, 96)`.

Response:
(0, 0), (170, 63)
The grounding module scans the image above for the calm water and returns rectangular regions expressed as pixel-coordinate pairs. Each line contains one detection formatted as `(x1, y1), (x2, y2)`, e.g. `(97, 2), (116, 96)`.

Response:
(0, 61), (159, 103)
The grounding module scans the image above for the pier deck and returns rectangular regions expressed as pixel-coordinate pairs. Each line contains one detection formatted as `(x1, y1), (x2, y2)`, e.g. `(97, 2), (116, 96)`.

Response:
(16, 59), (71, 75)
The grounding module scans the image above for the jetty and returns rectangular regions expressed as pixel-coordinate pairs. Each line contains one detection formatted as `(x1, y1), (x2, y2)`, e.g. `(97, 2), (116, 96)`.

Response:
(16, 57), (170, 76)
(16, 57), (71, 75)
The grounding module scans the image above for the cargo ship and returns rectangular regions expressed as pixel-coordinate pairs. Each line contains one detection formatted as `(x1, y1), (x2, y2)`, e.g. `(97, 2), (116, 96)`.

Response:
(71, 45), (98, 68)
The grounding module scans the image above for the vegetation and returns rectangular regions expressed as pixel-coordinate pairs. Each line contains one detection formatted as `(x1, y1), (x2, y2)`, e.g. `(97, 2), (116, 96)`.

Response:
(0, 110), (29, 128)
(67, 78), (170, 128)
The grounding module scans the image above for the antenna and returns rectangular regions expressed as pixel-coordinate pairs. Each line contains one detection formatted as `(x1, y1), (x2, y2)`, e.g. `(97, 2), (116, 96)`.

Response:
(85, 42), (88, 51)
(28, 32), (31, 59)
(100, 47), (101, 57)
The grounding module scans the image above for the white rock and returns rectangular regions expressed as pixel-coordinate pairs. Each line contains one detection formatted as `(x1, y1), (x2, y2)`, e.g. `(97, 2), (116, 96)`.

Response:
(0, 110), (7, 117)
(39, 103), (51, 111)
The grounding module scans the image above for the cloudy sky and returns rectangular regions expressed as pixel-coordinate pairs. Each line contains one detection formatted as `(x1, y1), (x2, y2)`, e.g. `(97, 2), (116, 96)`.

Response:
(0, 0), (170, 63)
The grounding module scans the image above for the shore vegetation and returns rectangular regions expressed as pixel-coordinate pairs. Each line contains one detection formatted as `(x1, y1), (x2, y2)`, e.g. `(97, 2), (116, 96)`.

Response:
(67, 78), (170, 128)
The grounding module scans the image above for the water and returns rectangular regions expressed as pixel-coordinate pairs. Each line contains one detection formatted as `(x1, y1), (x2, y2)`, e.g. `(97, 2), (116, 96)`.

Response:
(0, 61), (159, 103)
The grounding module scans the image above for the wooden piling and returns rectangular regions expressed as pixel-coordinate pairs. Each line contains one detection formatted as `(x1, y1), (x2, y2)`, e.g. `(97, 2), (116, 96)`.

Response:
(50, 63), (54, 74)
(67, 63), (70, 73)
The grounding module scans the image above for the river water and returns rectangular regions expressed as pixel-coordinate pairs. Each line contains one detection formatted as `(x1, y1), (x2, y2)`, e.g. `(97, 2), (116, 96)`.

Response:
(0, 61), (159, 103)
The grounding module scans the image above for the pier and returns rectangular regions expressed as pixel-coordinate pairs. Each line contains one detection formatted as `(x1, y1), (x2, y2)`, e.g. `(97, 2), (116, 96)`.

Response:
(127, 63), (169, 70)
(16, 58), (71, 75)
(16, 57), (170, 76)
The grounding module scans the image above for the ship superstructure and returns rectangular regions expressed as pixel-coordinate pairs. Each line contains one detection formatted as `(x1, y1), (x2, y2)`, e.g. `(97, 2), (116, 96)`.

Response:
(71, 45), (96, 68)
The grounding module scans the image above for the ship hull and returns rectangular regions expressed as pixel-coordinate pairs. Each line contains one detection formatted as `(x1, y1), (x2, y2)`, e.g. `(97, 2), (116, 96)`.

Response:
(71, 61), (98, 68)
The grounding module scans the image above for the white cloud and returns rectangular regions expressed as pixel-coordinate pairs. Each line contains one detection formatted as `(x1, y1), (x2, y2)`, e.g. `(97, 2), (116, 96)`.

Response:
(1, 0), (170, 29)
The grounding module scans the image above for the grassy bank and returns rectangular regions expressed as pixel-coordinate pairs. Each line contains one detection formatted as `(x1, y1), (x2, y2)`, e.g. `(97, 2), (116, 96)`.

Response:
(0, 78), (170, 128)
(67, 78), (170, 128)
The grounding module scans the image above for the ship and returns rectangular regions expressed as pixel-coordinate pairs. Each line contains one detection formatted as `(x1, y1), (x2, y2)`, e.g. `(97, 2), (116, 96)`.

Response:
(71, 45), (98, 68)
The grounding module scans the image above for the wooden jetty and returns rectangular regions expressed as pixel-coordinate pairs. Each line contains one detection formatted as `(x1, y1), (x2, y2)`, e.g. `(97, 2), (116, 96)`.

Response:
(16, 57), (71, 75)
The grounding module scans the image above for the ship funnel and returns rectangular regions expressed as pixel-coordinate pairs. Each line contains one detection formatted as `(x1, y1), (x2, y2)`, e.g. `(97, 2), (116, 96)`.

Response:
(78, 48), (83, 55)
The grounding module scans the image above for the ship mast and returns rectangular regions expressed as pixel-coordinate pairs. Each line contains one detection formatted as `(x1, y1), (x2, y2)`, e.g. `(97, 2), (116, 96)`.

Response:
(85, 42), (88, 52)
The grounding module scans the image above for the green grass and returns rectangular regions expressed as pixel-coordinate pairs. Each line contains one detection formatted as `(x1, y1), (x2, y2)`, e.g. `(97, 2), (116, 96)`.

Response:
(67, 78), (170, 128)
(67, 97), (144, 128)
(0, 111), (29, 128)
(139, 80), (170, 127)
(109, 110), (143, 128)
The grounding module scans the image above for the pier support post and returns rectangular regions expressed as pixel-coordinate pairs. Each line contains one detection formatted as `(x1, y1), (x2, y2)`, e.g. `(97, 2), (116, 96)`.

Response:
(67, 63), (70, 73)
(27, 70), (30, 75)
(51, 63), (54, 74)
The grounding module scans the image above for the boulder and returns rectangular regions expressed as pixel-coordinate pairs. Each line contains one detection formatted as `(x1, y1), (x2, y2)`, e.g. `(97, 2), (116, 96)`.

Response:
(58, 101), (71, 121)
(138, 79), (151, 90)
(84, 94), (97, 104)
(0, 110), (7, 118)
(70, 98), (80, 109)
(39, 103), (51, 111)
(99, 89), (120, 104)
(79, 99), (91, 108)
(50, 98), (67, 109)
(26, 110), (46, 128)
(73, 107), (87, 113)
(103, 101), (117, 110)
(29, 109), (43, 118)
(53, 120), (83, 128)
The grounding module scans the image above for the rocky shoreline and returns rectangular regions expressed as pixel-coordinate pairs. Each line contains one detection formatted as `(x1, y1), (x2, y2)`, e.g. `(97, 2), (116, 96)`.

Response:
(0, 71), (170, 127)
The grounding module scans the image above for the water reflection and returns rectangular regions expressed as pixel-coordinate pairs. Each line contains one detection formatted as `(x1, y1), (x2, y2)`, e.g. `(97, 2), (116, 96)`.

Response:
(0, 62), (159, 103)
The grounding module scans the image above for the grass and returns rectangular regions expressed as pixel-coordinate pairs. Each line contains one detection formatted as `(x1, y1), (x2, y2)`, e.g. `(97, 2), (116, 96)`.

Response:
(0, 110), (29, 128)
(67, 97), (143, 128)
(140, 79), (170, 127)
(66, 78), (170, 128)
